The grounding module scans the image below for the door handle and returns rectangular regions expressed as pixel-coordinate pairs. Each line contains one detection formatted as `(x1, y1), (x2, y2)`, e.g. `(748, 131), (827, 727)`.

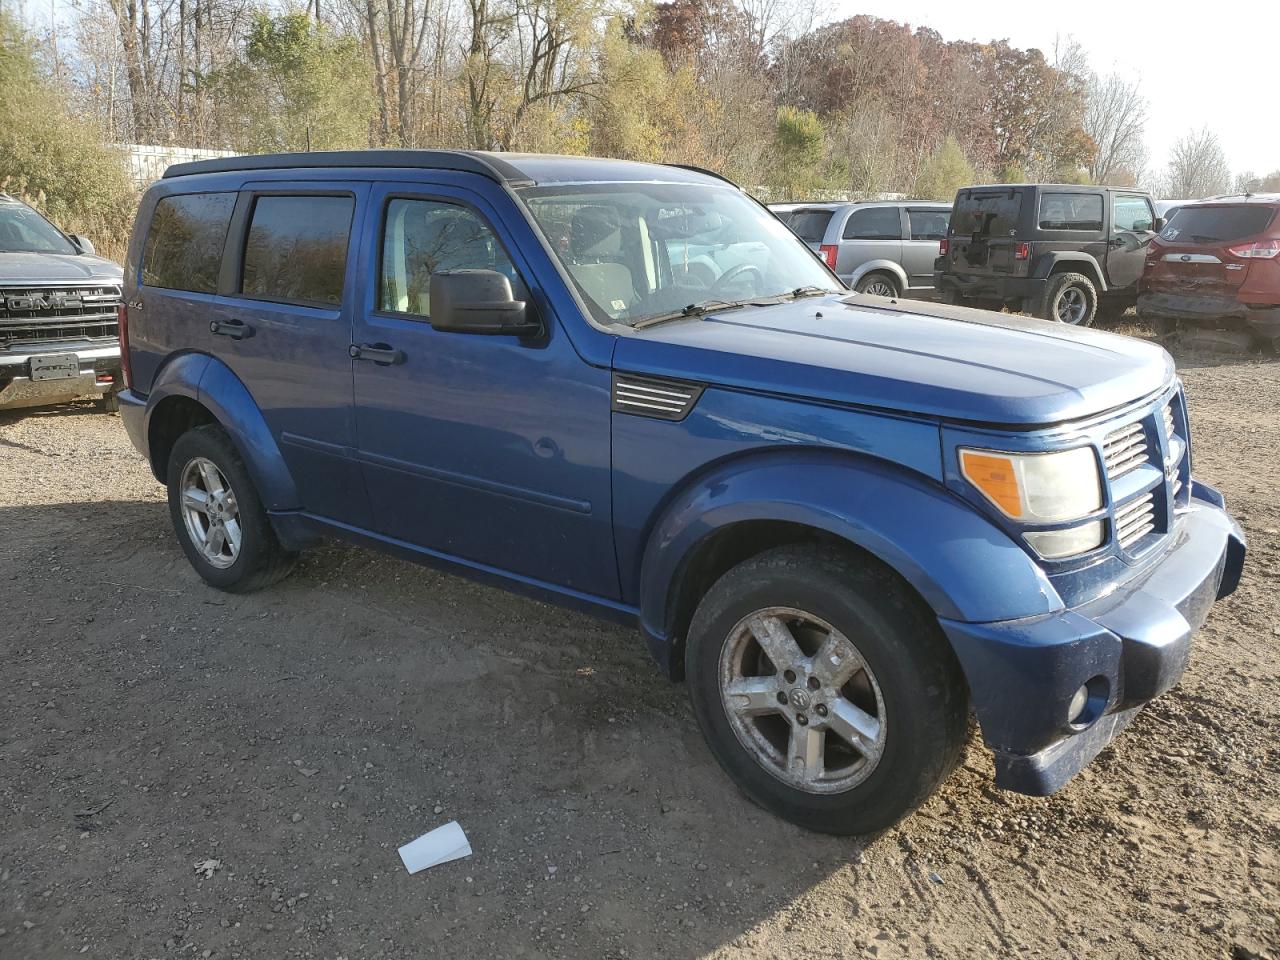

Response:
(210, 318), (253, 340)
(349, 343), (405, 365)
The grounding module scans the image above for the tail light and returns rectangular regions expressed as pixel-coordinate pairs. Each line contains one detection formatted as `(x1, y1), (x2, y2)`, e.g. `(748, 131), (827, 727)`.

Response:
(118, 303), (133, 390)
(1014, 242), (1030, 261)
(1227, 239), (1280, 259)
(819, 244), (839, 270)
(939, 238), (949, 256)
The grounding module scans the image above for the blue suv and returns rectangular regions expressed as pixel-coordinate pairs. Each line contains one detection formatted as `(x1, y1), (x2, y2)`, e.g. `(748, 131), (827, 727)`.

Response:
(117, 151), (1245, 835)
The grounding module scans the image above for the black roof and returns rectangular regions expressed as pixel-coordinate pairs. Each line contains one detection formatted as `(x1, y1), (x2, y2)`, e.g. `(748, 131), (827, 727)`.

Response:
(962, 183), (1149, 194)
(163, 150), (727, 188)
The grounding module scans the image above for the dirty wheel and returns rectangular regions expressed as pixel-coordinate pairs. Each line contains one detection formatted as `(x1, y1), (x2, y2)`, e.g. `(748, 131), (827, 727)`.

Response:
(685, 545), (968, 835)
(1040, 272), (1097, 326)
(855, 273), (899, 298)
(167, 424), (296, 592)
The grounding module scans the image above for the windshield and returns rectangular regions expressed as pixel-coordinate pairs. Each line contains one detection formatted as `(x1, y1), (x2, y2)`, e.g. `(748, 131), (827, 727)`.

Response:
(518, 182), (842, 326)
(0, 201), (76, 254)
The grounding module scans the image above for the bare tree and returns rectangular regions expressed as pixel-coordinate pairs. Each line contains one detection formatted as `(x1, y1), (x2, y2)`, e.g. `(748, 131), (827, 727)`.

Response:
(1084, 71), (1147, 184)
(1165, 127), (1232, 199)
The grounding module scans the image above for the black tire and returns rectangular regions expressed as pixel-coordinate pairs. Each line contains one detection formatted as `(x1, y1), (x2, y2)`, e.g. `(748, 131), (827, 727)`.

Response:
(685, 544), (968, 835)
(854, 272), (900, 298)
(166, 424), (297, 592)
(1038, 272), (1097, 326)
(98, 391), (120, 413)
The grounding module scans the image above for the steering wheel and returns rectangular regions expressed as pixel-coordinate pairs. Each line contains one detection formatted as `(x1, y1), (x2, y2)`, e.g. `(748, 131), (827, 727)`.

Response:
(713, 262), (764, 295)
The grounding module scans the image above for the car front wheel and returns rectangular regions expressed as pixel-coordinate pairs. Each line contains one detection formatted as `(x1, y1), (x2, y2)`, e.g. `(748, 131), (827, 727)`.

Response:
(685, 545), (968, 835)
(166, 424), (297, 592)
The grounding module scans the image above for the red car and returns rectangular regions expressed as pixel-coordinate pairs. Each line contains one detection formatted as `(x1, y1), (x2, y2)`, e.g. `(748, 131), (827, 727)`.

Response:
(1138, 195), (1280, 347)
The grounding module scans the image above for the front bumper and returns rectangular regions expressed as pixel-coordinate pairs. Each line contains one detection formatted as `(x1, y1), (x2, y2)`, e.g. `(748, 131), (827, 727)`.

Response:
(940, 482), (1246, 796)
(0, 344), (121, 411)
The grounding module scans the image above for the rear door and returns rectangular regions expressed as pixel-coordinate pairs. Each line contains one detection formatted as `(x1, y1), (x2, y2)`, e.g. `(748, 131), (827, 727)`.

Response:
(1106, 193), (1157, 290)
(1147, 204), (1277, 299)
(215, 182), (372, 527)
(837, 207), (903, 281)
(903, 207), (949, 290)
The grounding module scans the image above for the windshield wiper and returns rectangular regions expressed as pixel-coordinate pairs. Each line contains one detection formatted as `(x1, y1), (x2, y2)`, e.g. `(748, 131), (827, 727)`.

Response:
(787, 286), (829, 300)
(632, 299), (741, 329)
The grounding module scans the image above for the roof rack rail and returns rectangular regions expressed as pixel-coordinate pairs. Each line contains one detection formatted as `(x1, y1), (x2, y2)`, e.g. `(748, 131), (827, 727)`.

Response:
(664, 163), (742, 188)
(162, 149), (532, 185)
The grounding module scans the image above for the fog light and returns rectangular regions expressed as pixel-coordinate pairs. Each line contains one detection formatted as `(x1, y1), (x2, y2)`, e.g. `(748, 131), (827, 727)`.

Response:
(1067, 684), (1090, 724)
(1024, 521), (1104, 559)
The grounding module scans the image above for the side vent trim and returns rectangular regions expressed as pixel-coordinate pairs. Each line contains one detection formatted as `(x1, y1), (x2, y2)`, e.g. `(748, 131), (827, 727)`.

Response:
(612, 373), (704, 422)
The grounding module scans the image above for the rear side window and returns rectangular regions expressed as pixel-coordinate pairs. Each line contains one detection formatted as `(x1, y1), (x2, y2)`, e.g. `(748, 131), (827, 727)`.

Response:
(952, 190), (1022, 237)
(908, 210), (949, 241)
(142, 193), (236, 293)
(1113, 195), (1155, 233)
(379, 198), (517, 318)
(241, 195), (354, 306)
(1162, 206), (1276, 243)
(1037, 193), (1103, 232)
(843, 207), (902, 240)
(787, 210), (833, 242)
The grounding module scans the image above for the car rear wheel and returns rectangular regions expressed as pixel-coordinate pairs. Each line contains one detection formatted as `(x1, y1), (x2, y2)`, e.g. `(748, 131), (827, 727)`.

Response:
(1040, 272), (1097, 326)
(167, 424), (297, 592)
(685, 544), (968, 835)
(855, 273), (900, 298)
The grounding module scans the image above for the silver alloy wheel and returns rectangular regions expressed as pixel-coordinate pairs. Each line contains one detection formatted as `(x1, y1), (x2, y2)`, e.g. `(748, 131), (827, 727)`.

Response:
(861, 278), (897, 297)
(718, 607), (887, 794)
(179, 457), (242, 570)
(1054, 285), (1089, 324)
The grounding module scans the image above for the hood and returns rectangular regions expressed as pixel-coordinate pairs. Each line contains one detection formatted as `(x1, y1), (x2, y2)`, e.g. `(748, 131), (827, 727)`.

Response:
(614, 295), (1174, 427)
(0, 252), (123, 285)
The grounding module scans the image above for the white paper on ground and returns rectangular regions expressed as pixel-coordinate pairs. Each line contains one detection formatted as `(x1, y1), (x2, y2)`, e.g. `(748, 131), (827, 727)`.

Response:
(398, 821), (472, 874)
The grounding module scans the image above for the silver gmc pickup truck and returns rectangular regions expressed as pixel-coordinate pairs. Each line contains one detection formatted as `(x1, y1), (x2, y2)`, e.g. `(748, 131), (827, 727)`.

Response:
(0, 193), (123, 412)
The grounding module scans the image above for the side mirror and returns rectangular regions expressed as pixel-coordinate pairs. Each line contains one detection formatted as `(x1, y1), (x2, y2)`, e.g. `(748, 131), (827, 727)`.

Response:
(1154, 217), (1166, 232)
(428, 270), (539, 337)
(69, 234), (96, 255)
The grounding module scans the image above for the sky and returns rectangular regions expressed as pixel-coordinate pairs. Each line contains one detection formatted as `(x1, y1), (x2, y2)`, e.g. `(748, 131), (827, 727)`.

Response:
(833, 0), (1280, 177)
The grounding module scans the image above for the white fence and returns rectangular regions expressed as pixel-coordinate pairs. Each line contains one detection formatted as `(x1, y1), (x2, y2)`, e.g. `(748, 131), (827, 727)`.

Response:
(118, 144), (238, 188)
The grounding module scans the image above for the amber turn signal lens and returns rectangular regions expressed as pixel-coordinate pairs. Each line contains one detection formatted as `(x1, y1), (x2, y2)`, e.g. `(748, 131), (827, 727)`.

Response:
(959, 450), (1022, 518)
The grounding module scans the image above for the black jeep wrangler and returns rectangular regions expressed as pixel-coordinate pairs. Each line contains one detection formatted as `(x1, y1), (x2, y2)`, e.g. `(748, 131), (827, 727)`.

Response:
(935, 184), (1161, 326)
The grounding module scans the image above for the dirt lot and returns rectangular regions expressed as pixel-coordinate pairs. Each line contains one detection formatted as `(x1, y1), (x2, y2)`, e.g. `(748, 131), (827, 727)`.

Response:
(1, 349), (1277, 960)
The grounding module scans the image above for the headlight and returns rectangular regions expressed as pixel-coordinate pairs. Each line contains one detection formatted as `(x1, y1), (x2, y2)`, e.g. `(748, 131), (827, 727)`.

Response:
(960, 446), (1104, 559)
(959, 447), (1102, 521)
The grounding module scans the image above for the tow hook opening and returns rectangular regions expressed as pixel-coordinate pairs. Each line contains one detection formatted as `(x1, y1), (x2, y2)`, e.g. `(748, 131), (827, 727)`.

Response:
(1067, 676), (1110, 729)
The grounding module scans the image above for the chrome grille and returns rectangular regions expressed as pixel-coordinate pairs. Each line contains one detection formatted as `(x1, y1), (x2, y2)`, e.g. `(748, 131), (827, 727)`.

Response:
(1162, 402), (1175, 439)
(0, 285), (121, 346)
(1102, 420), (1149, 481)
(612, 373), (703, 421)
(1115, 492), (1156, 550)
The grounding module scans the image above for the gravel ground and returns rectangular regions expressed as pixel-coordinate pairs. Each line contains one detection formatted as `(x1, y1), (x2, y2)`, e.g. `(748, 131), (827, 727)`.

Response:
(1, 350), (1277, 960)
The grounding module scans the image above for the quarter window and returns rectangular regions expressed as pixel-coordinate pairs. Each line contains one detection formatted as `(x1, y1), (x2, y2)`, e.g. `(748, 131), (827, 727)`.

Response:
(241, 195), (354, 306)
(142, 193), (236, 293)
(378, 199), (517, 318)
(1113, 196), (1155, 233)
(1037, 193), (1104, 232)
(843, 207), (902, 240)
(908, 210), (949, 241)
